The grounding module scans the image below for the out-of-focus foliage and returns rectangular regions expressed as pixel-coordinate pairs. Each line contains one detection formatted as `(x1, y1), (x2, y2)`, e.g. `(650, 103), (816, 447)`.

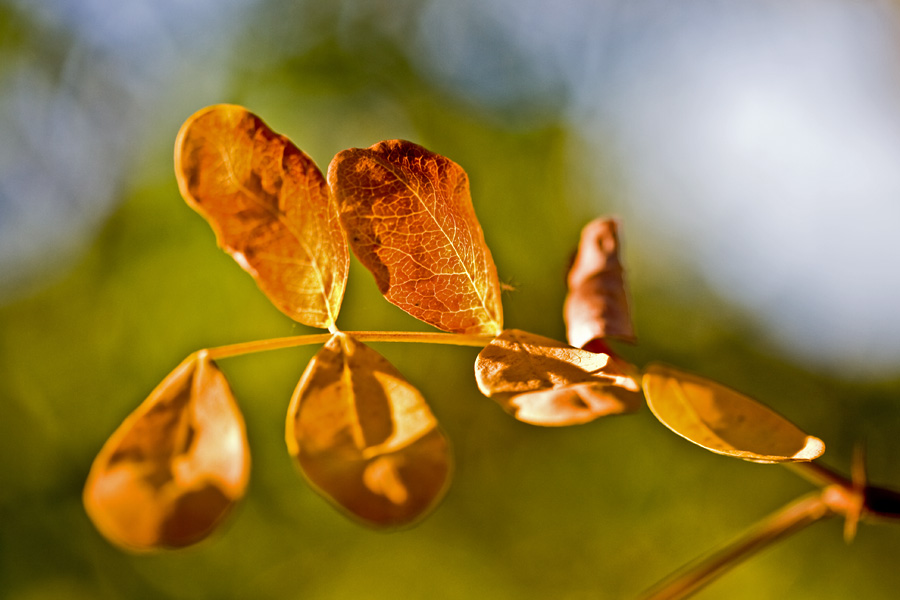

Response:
(2, 1), (900, 599)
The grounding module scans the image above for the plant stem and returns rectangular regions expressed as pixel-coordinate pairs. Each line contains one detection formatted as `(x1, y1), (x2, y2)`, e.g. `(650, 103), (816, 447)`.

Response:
(205, 330), (496, 360)
(783, 460), (851, 489)
(638, 491), (834, 600)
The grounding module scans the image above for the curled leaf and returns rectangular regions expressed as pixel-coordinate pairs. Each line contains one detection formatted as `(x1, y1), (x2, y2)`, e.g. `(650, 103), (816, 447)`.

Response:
(83, 352), (250, 552)
(286, 333), (451, 527)
(475, 329), (642, 426)
(328, 140), (503, 335)
(642, 363), (825, 463)
(564, 217), (635, 348)
(175, 104), (348, 329)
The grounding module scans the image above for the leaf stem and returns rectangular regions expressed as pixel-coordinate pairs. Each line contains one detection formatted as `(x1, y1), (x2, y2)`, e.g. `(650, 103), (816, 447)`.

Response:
(205, 330), (496, 360)
(638, 491), (834, 600)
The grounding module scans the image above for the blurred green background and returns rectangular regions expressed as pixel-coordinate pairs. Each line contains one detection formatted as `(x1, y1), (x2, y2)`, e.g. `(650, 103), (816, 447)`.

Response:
(2, 1), (900, 599)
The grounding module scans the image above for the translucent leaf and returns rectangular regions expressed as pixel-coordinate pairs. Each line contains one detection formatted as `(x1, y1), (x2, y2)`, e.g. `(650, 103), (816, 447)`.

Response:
(175, 104), (348, 329)
(642, 363), (825, 463)
(474, 329), (642, 426)
(83, 352), (250, 552)
(286, 332), (452, 527)
(564, 217), (635, 348)
(328, 140), (503, 335)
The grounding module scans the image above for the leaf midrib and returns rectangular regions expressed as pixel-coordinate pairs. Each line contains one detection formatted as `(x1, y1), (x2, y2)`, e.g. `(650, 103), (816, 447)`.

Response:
(219, 144), (335, 325)
(371, 153), (497, 330)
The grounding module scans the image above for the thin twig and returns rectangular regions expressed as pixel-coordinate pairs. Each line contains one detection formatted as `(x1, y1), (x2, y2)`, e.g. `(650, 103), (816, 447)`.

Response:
(205, 330), (496, 360)
(784, 460), (851, 489)
(638, 491), (834, 600)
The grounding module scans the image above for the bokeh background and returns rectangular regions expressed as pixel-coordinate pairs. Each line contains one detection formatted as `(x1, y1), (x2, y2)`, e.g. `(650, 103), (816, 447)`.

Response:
(2, 1), (900, 598)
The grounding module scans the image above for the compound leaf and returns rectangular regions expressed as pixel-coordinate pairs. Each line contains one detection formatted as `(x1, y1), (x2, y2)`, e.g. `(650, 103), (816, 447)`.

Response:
(83, 352), (250, 552)
(642, 363), (825, 463)
(564, 217), (635, 348)
(175, 104), (348, 329)
(475, 329), (642, 426)
(286, 332), (451, 527)
(328, 140), (503, 335)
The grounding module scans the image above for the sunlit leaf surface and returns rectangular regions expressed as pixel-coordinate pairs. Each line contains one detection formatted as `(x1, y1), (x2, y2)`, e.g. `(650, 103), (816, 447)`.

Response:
(175, 104), (348, 329)
(564, 218), (635, 348)
(286, 332), (451, 526)
(475, 329), (642, 426)
(328, 140), (503, 335)
(83, 352), (250, 552)
(642, 363), (825, 463)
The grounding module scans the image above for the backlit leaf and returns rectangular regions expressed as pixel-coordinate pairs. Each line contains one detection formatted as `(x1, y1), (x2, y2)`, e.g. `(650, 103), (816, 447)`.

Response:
(175, 104), (348, 329)
(475, 329), (642, 426)
(328, 140), (503, 335)
(286, 332), (451, 526)
(83, 352), (250, 552)
(642, 363), (825, 463)
(564, 218), (635, 348)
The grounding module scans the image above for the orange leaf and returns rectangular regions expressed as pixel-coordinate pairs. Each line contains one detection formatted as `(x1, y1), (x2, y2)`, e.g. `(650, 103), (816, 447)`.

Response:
(328, 140), (503, 335)
(175, 104), (348, 329)
(286, 332), (452, 527)
(83, 352), (250, 552)
(642, 363), (825, 463)
(564, 218), (635, 348)
(474, 329), (642, 426)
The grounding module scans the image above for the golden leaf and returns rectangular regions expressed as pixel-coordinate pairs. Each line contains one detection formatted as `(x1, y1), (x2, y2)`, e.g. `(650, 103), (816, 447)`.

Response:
(328, 140), (503, 335)
(175, 104), (348, 329)
(286, 332), (452, 527)
(474, 329), (642, 426)
(642, 363), (825, 463)
(83, 352), (250, 552)
(564, 218), (635, 348)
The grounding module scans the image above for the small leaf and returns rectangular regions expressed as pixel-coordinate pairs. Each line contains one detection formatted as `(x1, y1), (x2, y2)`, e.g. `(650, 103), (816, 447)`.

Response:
(564, 218), (635, 348)
(328, 140), (503, 335)
(175, 104), (348, 329)
(286, 332), (451, 527)
(642, 363), (825, 463)
(83, 352), (250, 552)
(475, 329), (642, 426)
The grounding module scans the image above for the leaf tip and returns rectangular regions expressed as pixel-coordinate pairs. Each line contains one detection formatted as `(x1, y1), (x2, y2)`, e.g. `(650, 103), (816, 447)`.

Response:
(792, 436), (827, 462)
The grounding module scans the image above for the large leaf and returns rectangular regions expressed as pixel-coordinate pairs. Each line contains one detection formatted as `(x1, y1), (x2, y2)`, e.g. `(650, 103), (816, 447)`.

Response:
(286, 332), (451, 526)
(175, 104), (348, 329)
(564, 217), (635, 348)
(83, 352), (250, 552)
(642, 363), (825, 463)
(475, 329), (642, 426)
(328, 140), (503, 335)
